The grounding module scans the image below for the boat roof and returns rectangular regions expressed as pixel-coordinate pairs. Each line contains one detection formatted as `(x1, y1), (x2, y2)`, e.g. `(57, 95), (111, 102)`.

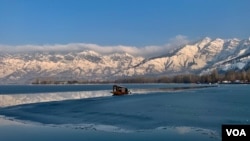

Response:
(113, 85), (127, 88)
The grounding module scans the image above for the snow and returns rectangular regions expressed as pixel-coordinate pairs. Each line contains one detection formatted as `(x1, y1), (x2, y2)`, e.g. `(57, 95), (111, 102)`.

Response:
(79, 50), (100, 56)
(238, 49), (246, 56)
(197, 37), (211, 49)
(219, 61), (247, 71)
(1, 37), (250, 84)
(236, 62), (246, 69)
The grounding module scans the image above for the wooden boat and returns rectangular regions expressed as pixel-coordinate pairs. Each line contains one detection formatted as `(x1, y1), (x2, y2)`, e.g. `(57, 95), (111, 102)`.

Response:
(111, 85), (131, 96)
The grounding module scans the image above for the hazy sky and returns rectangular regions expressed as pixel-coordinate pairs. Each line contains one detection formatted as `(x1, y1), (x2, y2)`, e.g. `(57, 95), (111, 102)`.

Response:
(0, 0), (250, 46)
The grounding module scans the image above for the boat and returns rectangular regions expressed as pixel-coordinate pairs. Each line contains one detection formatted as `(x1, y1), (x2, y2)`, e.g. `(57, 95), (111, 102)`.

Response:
(111, 85), (131, 96)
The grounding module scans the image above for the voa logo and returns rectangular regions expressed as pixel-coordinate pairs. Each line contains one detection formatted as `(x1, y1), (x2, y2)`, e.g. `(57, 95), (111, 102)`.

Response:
(226, 129), (246, 136)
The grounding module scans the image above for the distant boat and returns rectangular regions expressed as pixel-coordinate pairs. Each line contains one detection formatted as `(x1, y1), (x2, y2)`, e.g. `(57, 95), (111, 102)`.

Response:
(111, 85), (131, 96)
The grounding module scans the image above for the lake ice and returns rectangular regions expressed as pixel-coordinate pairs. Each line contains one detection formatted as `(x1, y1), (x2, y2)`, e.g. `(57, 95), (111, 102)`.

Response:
(0, 84), (249, 141)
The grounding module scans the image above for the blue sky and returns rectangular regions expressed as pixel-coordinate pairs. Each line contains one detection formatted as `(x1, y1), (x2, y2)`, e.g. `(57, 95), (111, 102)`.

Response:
(0, 0), (250, 46)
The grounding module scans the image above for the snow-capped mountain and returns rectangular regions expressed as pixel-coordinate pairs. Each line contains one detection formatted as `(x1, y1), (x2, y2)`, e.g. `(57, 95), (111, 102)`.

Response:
(1, 37), (250, 84)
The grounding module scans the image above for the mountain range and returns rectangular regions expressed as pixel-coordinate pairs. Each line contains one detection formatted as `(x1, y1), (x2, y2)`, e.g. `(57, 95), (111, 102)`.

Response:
(1, 37), (250, 84)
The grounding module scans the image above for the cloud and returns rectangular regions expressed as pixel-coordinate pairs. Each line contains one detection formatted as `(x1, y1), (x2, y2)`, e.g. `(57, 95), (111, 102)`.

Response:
(132, 35), (189, 57)
(0, 35), (189, 58)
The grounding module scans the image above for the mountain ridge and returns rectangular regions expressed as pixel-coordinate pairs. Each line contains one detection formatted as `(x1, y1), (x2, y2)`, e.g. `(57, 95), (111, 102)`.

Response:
(1, 37), (250, 84)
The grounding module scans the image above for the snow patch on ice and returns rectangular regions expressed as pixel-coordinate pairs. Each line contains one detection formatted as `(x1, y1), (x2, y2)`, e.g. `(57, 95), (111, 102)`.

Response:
(65, 124), (133, 133)
(0, 90), (112, 107)
(156, 126), (220, 139)
(0, 116), (25, 126)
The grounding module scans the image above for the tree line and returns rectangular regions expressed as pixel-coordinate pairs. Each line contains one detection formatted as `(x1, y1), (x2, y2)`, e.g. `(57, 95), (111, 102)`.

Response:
(115, 69), (250, 84)
(32, 69), (250, 84)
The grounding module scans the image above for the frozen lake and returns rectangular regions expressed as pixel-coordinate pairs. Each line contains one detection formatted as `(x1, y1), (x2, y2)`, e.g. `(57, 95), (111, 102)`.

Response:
(0, 84), (249, 141)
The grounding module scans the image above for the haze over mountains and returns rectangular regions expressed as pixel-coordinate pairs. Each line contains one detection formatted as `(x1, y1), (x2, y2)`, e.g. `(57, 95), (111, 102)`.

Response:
(1, 37), (250, 84)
